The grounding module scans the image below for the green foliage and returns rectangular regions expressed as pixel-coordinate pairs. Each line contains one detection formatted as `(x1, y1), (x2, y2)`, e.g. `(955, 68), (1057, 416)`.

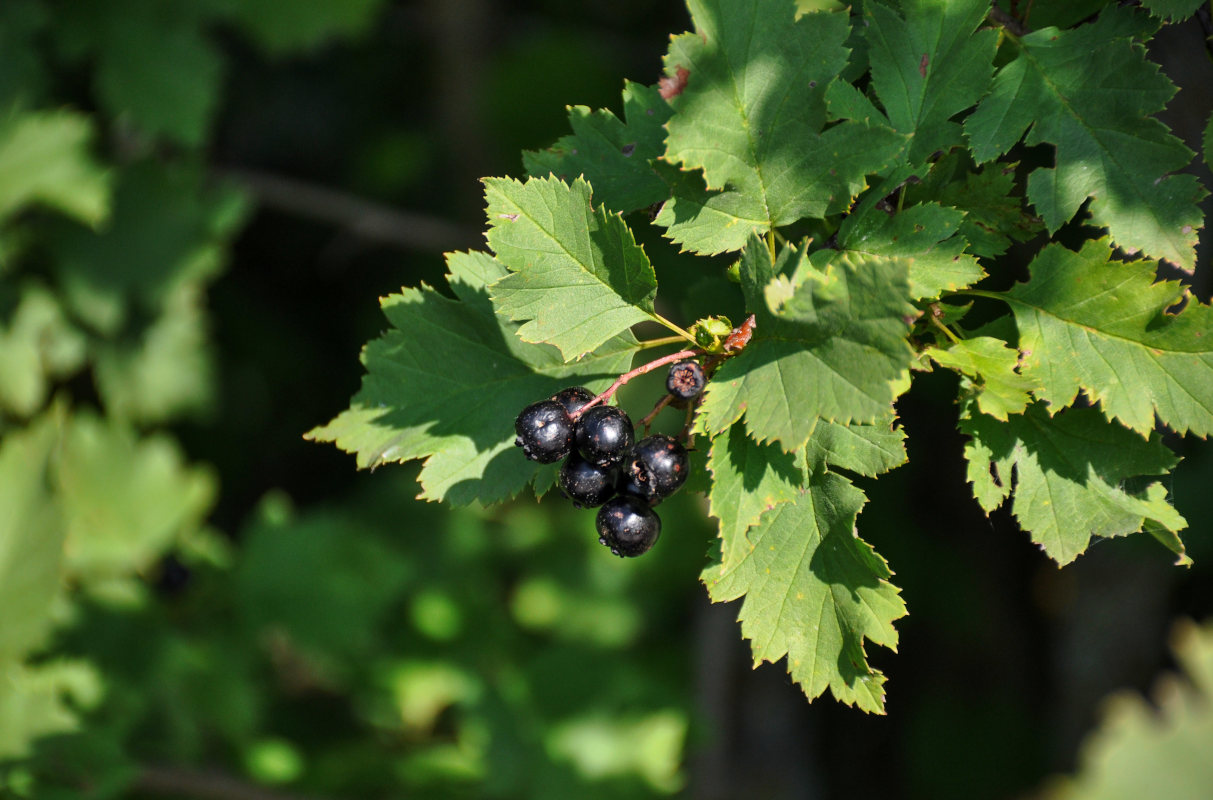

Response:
(318, 0), (1209, 713)
(1045, 619), (1213, 799)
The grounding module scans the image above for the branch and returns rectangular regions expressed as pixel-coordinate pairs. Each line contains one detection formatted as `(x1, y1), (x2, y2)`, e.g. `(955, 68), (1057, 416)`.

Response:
(134, 765), (346, 800)
(220, 167), (480, 253)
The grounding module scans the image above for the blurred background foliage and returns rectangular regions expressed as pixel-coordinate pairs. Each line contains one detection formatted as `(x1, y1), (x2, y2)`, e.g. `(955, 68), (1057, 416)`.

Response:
(0, 0), (1210, 798)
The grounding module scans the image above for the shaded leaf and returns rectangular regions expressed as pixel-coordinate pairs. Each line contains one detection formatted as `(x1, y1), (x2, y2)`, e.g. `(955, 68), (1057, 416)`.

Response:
(999, 239), (1213, 437)
(1138, 0), (1204, 21)
(308, 251), (638, 504)
(961, 402), (1186, 565)
(863, 0), (997, 165)
(707, 423), (806, 571)
(965, 8), (1204, 269)
(703, 472), (905, 713)
(523, 81), (673, 215)
(485, 176), (657, 360)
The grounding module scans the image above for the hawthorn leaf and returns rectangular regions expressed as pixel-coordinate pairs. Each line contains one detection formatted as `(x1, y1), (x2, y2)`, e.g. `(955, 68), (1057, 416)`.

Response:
(926, 336), (1038, 421)
(1139, 0), (1204, 21)
(902, 152), (1043, 260)
(697, 237), (915, 450)
(837, 189), (984, 299)
(999, 239), (1213, 437)
(703, 472), (906, 713)
(485, 176), (657, 360)
(961, 402), (1187, 565)
(1046, 619), (1213, 800)
(863, 0), (997, 165)
(0, 109), (109, 226)
(803, 413), (907, 477)
(706, 423), (807, 571)
(964, 8), (1204, 270)
(658, 0), (905, 252)
(308, 250), (638, 505)
(0, 659), (101, 760)
(523, 81), (672, 215)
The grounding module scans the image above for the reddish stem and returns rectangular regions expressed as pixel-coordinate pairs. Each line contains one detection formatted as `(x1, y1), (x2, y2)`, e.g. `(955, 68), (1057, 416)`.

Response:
(572, 349), (701, 419)
(638, 394), (674, 433)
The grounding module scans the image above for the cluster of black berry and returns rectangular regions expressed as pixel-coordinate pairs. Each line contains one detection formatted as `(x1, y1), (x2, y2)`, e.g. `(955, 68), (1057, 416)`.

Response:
(513, 361), (706, 557)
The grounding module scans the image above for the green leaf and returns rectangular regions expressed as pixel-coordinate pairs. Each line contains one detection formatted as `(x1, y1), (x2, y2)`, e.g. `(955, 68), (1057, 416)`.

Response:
(0, 109), (109, 225)
(1203, 110), (1213, 172)
(0, 0), (48, 109)
(485, 176), (658, 360)
(218, 0), (387, 54)
(961, 402), (1187, 565)
(0, 659), (101, 760)
(803, 414), (908, 477)
(998, 239), (1213, 437)
(702, 472), (906, 713)
(863, 0), (997, 165)
(0, 285), (87, 417)
(0, 411), (65, 660)
(57, 412), (218, 582)
(902, 150), (1044, 259)
(1138, 0), (1204, 21)
(523, 81), (673, 215)
(308, 250), (638, 504)
(696, 237), (915, 450)
(1046, 618), (1213, 800)
(926, 336), (1038, 420)
(658, 0), (905, 253)
(706, 423), (807, 571)
(964, 8), (1204, 270)
(837, 188), (985, 299)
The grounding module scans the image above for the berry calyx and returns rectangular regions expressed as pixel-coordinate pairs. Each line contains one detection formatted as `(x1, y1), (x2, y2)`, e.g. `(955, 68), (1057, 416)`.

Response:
(618, 434), (689, 505)
(596, 495), (661, 557)
(514, 400), (574, 463)
(559, 454), (617, 509)
(575, 405), (634, 468)
(552, 386), (595, 416)
(666, 361), (705, 402)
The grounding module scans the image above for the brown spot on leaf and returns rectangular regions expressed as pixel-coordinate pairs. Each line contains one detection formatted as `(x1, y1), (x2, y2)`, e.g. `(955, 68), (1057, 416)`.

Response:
(919, 54), (929, 78)
(659, 66), (690, 100)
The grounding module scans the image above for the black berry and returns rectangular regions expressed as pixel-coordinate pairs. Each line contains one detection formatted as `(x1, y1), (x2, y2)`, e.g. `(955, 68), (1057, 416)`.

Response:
(596, 495), (661, 557)
(514, 400), (574, 463)
(618, 434), (689, 505)
(552, 386), (595, 415)
(574, 405), (634, 468)
(666, 361), (705, 402)
(559, 454), (617, 508)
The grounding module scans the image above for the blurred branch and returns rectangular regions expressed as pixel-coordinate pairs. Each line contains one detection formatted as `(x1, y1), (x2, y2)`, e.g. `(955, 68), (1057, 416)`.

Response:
(220, 167), (480, 253)
(134, 765), (346, 800)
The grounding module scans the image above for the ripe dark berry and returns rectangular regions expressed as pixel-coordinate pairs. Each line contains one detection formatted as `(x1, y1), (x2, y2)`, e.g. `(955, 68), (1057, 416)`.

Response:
(574, 405), (634, 468)
(596, 495), (661, 557)
(618, 435), (689, 505)
(514, 400), (574, 463)
(552, 386), (595, 415)
(559, 454), (617, 508)
(666, 361), (705, 402)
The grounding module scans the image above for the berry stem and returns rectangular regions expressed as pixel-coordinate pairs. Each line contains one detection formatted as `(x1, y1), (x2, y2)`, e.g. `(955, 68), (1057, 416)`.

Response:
(572, 349), (702, 419)
(638, 394), (673, 433)
(637, 334), (690, 351)
(652, 313), (699, 346)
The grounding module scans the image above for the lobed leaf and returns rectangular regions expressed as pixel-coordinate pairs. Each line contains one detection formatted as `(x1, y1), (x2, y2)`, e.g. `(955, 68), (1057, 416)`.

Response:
(308, 250), (638, 505)
(523, 81), (673, 215)
(703, 471), (906, 713)
(965, 8), (1205, 270)
(961, 402), (1187, 565)
(696, 237), (915, 451)
(926, 336), (1038, 421)
(863, 0), (998, 166)
(803, 413), (908, 477)
(485, 176), (658, 360)
(658, 0), (904, 253)
(1138, 0), (1205, 21)
(999, 239), (1213, 437)
(0, 109), (110, 226)
(706, 423), (807, 572)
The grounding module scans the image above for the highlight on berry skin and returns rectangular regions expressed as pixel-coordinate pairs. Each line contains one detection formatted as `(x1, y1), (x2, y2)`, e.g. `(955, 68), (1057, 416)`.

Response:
(513, 399), (574, 463)
(596, 495), (661, 557)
